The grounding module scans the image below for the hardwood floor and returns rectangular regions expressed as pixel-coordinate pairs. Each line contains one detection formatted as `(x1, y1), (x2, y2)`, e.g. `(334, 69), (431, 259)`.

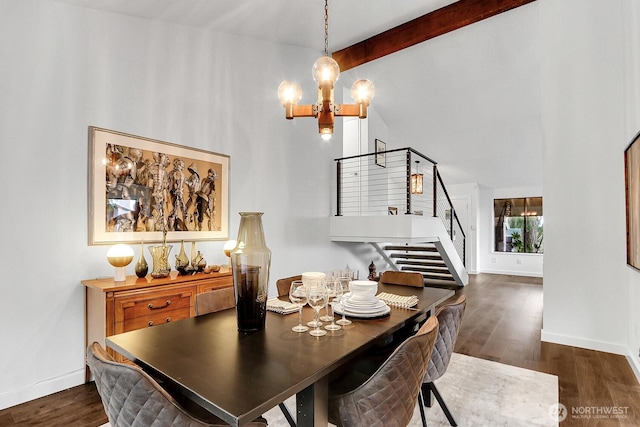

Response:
(1, 273), (638, 426)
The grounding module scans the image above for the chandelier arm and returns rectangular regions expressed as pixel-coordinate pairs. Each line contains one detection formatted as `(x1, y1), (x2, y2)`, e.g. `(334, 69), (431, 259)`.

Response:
(335, 104), (367, 119)
(287, 104), (318, 118)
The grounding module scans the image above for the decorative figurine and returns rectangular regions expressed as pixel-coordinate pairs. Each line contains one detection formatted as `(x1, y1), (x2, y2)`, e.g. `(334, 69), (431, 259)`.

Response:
(368, 261), (380, 281)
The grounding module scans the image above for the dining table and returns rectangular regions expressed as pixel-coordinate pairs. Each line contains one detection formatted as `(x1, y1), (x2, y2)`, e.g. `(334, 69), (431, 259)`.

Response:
(106, 282), (454, 427)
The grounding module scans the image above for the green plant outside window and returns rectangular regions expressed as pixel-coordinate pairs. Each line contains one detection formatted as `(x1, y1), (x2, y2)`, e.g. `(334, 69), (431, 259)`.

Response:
(494, 197), (543, 254)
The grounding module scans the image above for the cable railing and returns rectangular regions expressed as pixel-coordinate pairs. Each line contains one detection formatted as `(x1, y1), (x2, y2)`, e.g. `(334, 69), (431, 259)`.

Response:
(335, 147), (466, 265)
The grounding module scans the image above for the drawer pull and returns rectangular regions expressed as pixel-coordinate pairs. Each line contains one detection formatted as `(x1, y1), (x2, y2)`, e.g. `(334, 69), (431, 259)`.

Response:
(148, 300), (171, 310)
(148, 321), (154, 327)
(166, 317), (171, 323)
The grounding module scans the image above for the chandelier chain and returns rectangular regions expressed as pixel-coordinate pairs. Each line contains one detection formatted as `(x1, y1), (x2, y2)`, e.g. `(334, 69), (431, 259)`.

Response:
(324, 0), (329, 56)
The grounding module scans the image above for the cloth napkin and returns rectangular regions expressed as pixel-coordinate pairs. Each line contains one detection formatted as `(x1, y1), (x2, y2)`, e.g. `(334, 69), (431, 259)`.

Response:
(266, 298), (300, 315)
(376, 292), (419, 308)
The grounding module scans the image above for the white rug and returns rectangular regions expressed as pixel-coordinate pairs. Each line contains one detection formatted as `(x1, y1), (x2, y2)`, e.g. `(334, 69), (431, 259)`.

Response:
(264, 353), (559, 426)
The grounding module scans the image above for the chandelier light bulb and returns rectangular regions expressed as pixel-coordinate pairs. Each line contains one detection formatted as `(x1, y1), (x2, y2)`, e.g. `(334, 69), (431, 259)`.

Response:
(321, 132), (332, 141)
(312, 56), (340, 84)
(277, 81), (302, 106)
(351, 79), (375, 104)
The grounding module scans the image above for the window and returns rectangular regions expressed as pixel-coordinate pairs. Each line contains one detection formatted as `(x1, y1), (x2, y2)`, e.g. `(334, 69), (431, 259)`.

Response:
(494, 197), (543, 253)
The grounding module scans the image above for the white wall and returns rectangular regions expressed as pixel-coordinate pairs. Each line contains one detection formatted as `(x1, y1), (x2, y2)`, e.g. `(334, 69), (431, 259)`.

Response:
(540, 0), (639, 370)
(0, 0), (367, 409)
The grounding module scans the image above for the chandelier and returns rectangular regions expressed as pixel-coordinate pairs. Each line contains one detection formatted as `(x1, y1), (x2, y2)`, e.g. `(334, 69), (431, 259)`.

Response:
(277, 0), (375, 140)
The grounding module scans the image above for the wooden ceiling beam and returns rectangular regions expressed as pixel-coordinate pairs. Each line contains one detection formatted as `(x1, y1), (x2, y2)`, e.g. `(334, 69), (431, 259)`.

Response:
(332, 0), (536, 71)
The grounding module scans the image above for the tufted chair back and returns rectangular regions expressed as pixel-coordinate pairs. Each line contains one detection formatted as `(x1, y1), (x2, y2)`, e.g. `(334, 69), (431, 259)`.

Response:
(86, 342), (267, 427)
(424, 295), (467, 383)
(328, 316), (439, 427)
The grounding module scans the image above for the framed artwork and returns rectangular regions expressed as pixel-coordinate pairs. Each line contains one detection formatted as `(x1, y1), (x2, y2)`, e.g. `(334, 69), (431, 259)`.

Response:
(375, 139), (386, 167)
(625, 130), (640, 270)
(88, 127), (229, 245)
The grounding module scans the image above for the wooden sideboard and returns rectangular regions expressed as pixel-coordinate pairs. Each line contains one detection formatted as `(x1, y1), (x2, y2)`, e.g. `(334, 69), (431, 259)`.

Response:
(82, 268), (234, 379)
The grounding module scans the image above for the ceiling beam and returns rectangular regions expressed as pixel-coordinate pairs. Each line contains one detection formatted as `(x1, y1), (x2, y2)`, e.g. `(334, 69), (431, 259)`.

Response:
(332, 0), (536, 71)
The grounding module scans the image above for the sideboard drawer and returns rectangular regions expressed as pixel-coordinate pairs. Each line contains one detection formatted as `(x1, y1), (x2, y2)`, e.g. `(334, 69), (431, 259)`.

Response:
(197, 276), (235, 293)
(121, 308), (189, 332)
(118, 289), (193, 322)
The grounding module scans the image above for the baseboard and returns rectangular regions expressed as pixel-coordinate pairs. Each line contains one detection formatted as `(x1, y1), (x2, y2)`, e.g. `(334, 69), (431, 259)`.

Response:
(0, 369), (85, 411)
(541, 329), (627, 355)
(626, 350), (640, 383)
(480, 268), (543, 278)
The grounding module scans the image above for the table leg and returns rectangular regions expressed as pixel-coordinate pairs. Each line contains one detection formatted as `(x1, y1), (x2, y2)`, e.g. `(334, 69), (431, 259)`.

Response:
(296, 376), (328, 427)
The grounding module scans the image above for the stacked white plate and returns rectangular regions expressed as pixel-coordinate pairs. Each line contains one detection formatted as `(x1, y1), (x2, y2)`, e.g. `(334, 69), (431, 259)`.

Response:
(332, 292), (390, 318)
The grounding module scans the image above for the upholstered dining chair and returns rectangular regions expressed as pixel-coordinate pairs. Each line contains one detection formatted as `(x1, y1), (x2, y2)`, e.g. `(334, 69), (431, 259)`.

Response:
(379, 270), (424, 288)
(276, 275), (302, 297)
(86, 342), (267, 427)
(379, 270), (427, 345)
(418, 295), (467, 427)
(194, 290), (235, 316)
(327, 316), (439, 427)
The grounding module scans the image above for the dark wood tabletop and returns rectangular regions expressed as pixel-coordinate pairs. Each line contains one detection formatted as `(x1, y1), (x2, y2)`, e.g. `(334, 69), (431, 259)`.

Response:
(106, 283), (453, 427)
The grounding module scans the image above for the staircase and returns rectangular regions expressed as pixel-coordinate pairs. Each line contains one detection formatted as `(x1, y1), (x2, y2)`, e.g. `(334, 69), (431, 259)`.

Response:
(332, 147), (468, 288)
(384, 244), (458, 288)
(330, 215), (468, 287)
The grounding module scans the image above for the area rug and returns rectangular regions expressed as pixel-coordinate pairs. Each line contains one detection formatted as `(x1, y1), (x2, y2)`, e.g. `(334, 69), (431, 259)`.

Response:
(263, 352), (559, 426)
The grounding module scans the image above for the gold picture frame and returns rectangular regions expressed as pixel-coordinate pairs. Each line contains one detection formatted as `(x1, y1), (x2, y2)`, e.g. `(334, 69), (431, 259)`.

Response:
(88, 127), (229, 245)
(625, 130), (640, 270)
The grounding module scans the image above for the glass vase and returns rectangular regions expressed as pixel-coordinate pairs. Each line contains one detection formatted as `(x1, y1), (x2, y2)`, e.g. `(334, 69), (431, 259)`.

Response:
(231, 212), (271, 332)
(175, 240), (190, 274)
(135, 241), (148, 278)
(149, 244), (173, 278)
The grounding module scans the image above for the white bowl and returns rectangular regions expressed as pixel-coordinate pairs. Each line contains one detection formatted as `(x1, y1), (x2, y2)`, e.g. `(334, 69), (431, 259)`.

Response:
(302, 271), (325, 287)
(349, 280), (378, 298)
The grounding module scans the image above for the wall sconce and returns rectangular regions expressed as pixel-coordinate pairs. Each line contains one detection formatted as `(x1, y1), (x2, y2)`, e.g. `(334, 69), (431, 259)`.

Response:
(223, 240), (237, 268)
(277, 0), (374, 140)
(411, 160), (424, 195)
(106, 244), (134, 282)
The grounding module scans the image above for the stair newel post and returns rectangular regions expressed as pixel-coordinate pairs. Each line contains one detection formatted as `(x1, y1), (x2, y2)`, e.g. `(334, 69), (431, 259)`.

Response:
(336, 159), (342, 216)
(406, 149), (412, 214)
(432, 165), (438, 217)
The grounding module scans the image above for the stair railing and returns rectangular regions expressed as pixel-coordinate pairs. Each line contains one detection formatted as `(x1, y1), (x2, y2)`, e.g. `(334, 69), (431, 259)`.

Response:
(335, 147), (466, 265)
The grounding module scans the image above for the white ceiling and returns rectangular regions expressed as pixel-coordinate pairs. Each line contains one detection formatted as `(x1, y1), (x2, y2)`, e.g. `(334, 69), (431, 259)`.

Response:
(48, 0), (541, 189)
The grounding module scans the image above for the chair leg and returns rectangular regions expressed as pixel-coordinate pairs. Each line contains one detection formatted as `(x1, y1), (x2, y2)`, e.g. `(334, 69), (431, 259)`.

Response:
(417, 389), (428, 427)
(421, 383), (433, 407)
(428, 382), (457, 427)
(279, 402), (296, 427)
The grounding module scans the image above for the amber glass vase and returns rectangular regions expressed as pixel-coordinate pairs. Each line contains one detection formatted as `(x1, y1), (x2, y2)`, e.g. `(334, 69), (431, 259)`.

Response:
(149, 244), (173, 278)
(231, 212), (271, 332)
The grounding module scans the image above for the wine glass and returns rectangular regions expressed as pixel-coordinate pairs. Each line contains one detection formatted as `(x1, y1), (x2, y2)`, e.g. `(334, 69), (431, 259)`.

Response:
(289, 280), (309, 333)
(306, 280), (323, 328)
(307, 282), (327, 337)
(335, 274), (352, 326)
(323, 277), (341, 331)
(320, 275), (336, 322)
